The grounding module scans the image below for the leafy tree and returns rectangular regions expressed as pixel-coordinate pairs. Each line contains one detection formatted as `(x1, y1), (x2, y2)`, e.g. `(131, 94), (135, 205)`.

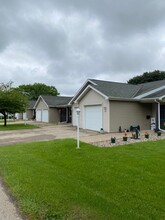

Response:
(15, 83), (59, 100)
(0, 82), (28, 126)
(128, 70), (165, 84)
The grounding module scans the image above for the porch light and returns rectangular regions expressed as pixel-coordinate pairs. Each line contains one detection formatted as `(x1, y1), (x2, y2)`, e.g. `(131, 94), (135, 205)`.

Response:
(76, 108), (81, 149)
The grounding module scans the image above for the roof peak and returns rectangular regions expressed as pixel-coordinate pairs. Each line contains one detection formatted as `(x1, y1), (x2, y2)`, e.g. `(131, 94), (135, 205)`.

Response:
(89, 78), (139, 86)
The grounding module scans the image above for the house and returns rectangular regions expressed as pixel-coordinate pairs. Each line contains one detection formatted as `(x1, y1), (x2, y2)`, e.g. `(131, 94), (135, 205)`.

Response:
(69, 79), (165, 132)
(34, 95), (72, 123)
(23, 100), (36, 120)
(16, 100), (36, 120)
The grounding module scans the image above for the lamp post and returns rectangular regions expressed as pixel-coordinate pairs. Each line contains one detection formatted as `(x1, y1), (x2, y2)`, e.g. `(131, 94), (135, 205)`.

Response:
(76, 108), (81, 149)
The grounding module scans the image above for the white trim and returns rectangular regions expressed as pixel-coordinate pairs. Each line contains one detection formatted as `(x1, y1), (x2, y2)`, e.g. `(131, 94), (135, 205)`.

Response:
(75, 85), (108, 103)
(88, 79), (97, 86)
(159, 95), (165, 100)
(69, 79), (98, 105)
(91, 86), (108, 99)
(74, 86), (90, 103)
(33, 96), (49, 109)
(135, 85), (165, 99)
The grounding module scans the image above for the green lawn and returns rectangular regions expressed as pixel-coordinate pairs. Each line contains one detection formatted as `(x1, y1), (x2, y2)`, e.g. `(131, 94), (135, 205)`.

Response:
(0, 119), (15, 123)
(0, 139), (164, 219)
(0, 123), (39, 130)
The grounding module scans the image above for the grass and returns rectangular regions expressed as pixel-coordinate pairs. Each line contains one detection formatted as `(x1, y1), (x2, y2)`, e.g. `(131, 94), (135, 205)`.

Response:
(0, 123), (39, 130)
(0, 139), (164, 219)
(0, 119), (15, 123)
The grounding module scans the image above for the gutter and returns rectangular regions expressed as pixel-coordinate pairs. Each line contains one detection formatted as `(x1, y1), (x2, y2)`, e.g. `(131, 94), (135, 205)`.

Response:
(154, 99), (165, 132)
(108, 97), (138, 101)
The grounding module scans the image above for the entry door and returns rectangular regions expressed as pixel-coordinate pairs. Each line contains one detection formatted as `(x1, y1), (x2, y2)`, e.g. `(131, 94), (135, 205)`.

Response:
(85, 106), (102, 131)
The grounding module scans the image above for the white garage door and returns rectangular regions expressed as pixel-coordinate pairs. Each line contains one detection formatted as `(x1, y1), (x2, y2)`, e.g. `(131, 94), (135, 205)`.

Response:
(85, 106), (102, 131)
(42, 110), (49, 122)
(23, 112), (27, 120)
(36, 109), (42, 122)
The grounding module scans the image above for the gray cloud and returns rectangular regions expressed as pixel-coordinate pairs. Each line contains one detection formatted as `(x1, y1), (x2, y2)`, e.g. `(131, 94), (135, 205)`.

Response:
(0, 0), (165, 95)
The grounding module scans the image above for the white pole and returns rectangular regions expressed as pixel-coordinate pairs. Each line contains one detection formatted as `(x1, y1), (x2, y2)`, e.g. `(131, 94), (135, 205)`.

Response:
(76, 108), (80, 149)
(77, 114), (79, 149)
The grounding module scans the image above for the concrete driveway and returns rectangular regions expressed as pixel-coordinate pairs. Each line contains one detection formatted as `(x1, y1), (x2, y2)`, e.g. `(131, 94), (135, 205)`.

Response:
(0, 122), (158, 147)
(0, 123), (99, 146)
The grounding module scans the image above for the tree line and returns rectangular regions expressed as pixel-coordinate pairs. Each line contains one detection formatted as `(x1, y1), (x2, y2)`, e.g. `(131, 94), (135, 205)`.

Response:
(0, 82), (59, 126)
(127, 70), (165, 84)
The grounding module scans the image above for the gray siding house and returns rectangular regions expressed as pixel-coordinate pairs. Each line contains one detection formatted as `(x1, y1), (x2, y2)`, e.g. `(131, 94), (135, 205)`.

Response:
(69, 79), (165, 132)
(34, 95), (72, 123)
(17, 100), (36, 120)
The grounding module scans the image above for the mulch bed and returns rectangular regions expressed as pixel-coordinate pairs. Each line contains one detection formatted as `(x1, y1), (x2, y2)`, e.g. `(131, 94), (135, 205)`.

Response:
(92, 132), (165, 147)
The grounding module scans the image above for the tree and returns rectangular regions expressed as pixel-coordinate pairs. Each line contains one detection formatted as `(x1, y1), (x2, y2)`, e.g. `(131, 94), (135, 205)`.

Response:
(15, 83), (59, 100)
(127, 70), (165, 84)
(0, 82), (28, 126)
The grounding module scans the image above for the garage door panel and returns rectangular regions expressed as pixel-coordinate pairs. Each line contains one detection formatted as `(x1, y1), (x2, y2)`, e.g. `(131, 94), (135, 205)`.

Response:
(36, 109), (42, 122)
(42, 110), (49, 122)
(85, 106), (102, 131)
(23, 112), (27, 120)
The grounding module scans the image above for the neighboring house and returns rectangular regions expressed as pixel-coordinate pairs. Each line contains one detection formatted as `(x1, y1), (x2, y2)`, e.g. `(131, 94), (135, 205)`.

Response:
(34, 95), (72, 123)
(69, 79), (165, 132)
(23, 100), (36, 120)
(16, 100), (36, 120)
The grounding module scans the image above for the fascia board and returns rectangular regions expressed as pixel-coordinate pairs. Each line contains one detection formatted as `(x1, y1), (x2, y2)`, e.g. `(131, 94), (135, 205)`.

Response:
(139, 98), (157, 103)
(68, 79), (97, 105)
(34, 96), (49, 109)
(134, 85), (165, 99)
(75, 85), (108, 103)
(109, 97), (138, 102)
(159, 95), (165, 100)
(33, 96), (42, 109)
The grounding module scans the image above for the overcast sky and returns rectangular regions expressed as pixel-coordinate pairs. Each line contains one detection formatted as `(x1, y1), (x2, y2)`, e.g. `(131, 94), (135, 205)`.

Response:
(1, 0), (165, 95)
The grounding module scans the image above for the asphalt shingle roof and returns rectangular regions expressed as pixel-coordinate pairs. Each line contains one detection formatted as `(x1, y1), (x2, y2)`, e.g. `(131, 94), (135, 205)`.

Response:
(69, 78), (165, 104)
(41, 95), (72, 107)
(28, 100), (36, 109)
(135, 80), (165, 97)
(90, 79), (141, 98)
(89, 79), (165, 99)
(142, 88), (165, 99)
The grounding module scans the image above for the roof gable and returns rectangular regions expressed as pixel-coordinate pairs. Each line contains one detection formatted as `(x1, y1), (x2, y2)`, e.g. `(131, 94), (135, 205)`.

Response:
(70, 79), (141, 103)
(70, 78), (165, 104)
(34, 95), (72, 108)
(40, 95), (72, 107)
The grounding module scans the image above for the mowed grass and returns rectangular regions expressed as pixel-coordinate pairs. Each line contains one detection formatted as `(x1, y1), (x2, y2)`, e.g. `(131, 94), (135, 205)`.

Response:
(0, 139), (164, 219)
(0, 123), (39, 130)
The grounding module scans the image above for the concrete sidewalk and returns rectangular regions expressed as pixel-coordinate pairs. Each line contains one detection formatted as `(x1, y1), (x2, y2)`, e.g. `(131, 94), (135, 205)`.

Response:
(0, 180), (23, 220)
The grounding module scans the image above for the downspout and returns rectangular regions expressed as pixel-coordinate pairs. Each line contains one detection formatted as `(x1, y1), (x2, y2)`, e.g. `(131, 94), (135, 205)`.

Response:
(155, 99), (165, 132)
